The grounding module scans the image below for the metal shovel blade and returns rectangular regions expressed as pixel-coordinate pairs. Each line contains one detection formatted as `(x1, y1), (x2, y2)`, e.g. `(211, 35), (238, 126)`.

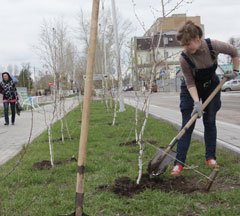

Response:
(148, 148), (176, 176)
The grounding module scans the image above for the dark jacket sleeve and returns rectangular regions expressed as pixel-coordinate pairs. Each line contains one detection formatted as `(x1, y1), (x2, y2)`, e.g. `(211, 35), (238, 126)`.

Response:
(0, 83), (3, 94)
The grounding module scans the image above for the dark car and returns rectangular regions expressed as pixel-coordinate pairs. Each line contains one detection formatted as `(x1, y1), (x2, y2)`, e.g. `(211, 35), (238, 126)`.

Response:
(124, 86), (134, 91)
(151, 84), (158, 92)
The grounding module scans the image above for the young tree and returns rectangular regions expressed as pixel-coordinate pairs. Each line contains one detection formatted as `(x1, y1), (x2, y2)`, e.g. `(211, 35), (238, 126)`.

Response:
(36, 18), (78, 164)
(37, 19), (78, 93)
(36, 72), (54, 91)
(18, 63), (33, 90)
(77, 6), (133, 114)
(133, 0), (193, 184)
(14, 65), (19, 76)
(7, 64), (13, 74)
(228, 37), (240, 63)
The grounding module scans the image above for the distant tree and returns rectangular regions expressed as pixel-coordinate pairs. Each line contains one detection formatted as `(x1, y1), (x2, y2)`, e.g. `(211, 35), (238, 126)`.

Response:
(14, 65), (19, 76)
(36, 72), (54, 90)
(7, 64), (13, 74)
(37, 19), (77, 92)
(123, 72), (131, 86)
(18, 64), (33, 89)
(228, 37), (240, 63)
(229, 37), (240, 47)
(0, 66), (4, 73)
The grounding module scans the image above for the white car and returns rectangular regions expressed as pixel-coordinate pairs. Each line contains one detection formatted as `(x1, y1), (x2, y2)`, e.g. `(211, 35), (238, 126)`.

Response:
(221, 79), (240, 92)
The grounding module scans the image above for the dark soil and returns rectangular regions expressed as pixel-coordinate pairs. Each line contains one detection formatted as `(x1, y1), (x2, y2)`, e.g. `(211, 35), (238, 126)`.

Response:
(47, 137), (76, 143)
(58, 212), (88, 216)
(98, 173), (202, 197)
(119, 139), (137, 146)
(98, 172), (240, 198)
(119, 139), (158, 146)
(32, 156), (77, 170)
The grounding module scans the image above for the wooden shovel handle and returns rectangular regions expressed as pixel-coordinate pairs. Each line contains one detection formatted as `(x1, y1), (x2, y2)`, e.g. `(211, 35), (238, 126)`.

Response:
(175, 77), (227, 141)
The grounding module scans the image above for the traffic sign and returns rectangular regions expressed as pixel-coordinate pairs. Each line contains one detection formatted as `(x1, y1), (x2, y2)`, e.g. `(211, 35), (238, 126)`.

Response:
(48, 82), (54, 86)
(160, 70), (166, 77)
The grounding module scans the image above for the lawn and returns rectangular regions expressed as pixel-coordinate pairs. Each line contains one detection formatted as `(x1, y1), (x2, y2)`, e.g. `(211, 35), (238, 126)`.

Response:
(0, 100), (239, 216)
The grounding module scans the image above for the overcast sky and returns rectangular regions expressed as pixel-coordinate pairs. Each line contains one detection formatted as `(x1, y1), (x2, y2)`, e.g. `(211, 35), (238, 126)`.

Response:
(0, 0), (239, 72)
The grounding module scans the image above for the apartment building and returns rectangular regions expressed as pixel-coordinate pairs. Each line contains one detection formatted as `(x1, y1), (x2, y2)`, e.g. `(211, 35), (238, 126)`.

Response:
(133, 14), (204, 82)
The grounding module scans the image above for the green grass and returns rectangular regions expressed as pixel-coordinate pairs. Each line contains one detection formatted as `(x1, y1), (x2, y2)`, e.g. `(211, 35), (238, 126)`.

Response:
(0, 101), (239, 216)
(0, 107), (3, 117)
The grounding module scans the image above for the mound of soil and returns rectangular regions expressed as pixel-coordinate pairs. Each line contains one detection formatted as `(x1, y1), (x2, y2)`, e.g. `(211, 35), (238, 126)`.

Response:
(32, 156), (77, 170)
(98, 174), (201, 197)
(32, 160), (53, 170)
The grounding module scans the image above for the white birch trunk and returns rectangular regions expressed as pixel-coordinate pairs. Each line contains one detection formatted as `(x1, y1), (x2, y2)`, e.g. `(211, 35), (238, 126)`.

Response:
(136, 93), (151, 184)
(112, 93), (118, 126)
(48, 124), (54, 167)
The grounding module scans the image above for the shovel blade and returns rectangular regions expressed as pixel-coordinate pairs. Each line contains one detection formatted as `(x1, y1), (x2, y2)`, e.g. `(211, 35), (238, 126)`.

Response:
(148, 148), (176, 176)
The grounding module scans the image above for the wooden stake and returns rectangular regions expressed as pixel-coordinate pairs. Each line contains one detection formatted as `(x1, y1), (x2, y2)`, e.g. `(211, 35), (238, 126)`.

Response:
(75, 1), (100, 215)
(205, 165), (220, 192)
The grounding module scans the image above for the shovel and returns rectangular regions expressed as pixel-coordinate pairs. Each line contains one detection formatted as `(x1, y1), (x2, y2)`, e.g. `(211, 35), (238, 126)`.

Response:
(148, 77), (227, 176)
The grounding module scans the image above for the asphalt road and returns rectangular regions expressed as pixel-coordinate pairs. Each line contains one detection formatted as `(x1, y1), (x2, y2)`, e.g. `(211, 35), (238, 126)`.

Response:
(124, 90), (240, 153)
(146, 91), (240, 126)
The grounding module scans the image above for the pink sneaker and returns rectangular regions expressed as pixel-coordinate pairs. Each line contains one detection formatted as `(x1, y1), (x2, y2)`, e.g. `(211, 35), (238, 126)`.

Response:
(171, 164), (184, 176)
(206, 159), (217, 168)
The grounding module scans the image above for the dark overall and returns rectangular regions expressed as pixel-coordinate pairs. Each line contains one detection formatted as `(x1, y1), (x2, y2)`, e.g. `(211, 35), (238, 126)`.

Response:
(176, 38), (221, 166)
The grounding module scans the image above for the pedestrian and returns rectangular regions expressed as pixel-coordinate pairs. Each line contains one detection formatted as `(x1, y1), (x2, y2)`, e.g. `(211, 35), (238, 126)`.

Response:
(171, 21), (239, 176)
(0, 72), (18, 125)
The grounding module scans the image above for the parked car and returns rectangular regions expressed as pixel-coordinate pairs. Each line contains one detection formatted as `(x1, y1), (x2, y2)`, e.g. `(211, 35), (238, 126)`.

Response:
(124, 86), (134, 91)
(221, 79), (240, 92)
(151, 84), (158, 92)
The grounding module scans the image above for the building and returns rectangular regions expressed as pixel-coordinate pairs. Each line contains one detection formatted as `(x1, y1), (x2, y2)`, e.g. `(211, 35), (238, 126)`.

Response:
(148, 14), (204, 79)
(145, 14), (204, 36)
(131, 14), (205, 91)
(133, 14), (204, 76)
(152, 31), (183, 79)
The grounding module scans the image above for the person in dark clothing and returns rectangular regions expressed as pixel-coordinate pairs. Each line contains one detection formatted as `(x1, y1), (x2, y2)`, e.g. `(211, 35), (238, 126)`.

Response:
(0, 72), (18, 125)
(171, 21), (239, 176)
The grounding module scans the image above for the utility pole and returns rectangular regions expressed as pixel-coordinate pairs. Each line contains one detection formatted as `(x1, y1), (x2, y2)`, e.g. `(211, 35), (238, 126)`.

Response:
(111, 0), (125, 112)
(52, 27), (57, 101)
(101, 0), (109, 110)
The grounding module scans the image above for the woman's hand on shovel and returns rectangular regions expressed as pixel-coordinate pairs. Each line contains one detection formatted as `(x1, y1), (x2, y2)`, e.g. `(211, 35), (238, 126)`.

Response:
(191, 101), (202, 118)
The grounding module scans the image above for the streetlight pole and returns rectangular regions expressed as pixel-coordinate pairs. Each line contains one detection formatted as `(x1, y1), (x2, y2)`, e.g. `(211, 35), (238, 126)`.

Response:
(52, 27), (57, 101)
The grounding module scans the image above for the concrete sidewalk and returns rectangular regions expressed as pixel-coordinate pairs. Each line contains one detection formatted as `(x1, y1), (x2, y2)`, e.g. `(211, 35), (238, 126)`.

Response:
(0, 97), (80, 166)
(125, 96), (240, 154)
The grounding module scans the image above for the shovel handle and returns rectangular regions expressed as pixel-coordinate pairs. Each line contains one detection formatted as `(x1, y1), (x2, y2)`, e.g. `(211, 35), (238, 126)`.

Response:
(175, 77), (227, 140)
(148, 77), (227, 175)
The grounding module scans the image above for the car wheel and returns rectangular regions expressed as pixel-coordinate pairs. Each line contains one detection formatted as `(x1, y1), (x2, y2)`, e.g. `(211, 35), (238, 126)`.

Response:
(225, 88), (231, 92)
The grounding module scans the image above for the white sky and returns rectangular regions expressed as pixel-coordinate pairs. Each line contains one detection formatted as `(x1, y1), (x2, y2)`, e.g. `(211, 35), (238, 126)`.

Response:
(0, 0), (239, 71)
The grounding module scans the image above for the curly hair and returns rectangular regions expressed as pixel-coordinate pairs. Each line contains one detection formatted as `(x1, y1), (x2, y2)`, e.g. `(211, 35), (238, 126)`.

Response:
(176, 20), (203, 45)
